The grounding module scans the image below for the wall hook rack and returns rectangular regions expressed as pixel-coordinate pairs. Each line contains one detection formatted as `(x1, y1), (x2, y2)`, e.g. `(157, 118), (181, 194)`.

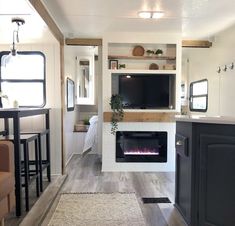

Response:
(229, 62), (234, 70)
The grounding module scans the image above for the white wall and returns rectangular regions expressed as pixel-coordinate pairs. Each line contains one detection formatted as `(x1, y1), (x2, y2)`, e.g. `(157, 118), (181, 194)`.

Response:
(0, 43), (62, 175)
(64, 46), (78, 163)
(183, 23), (235, 116)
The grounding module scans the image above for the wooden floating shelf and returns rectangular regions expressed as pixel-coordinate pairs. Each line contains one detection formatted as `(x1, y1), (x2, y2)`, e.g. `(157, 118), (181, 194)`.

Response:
(108, 69), (176, 73)
(103, 112), (177, 122)
(108, 55), (176, 61)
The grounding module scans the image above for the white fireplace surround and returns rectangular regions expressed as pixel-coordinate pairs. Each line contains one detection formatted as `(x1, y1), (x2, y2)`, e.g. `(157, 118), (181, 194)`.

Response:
(102, 122), (175, 172)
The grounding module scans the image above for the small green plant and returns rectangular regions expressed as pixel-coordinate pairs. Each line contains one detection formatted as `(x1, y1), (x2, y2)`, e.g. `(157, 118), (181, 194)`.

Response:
(155, 49), (163, 55)
(146, 50), (154, 55)
(109, 94), (124, 135)
(83, 118), (90, 125)
(119, 64), (126, 69)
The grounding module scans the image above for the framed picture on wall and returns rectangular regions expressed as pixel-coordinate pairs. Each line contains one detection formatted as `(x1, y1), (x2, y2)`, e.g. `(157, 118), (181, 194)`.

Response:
(109, 60), (118, 69)
(67, 78), (75, 111)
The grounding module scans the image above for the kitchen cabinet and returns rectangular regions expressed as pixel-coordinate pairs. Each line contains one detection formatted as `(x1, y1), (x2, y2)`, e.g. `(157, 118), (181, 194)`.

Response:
(175, 119), (235, 226)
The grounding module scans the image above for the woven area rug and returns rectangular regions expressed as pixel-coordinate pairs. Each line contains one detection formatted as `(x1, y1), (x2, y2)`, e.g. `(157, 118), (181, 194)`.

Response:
(48, 193), (146, 226)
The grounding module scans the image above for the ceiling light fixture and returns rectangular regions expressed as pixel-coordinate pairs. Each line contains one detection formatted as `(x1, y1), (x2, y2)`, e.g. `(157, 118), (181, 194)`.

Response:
(1, 17), (25, 67)
(138, 11), (164, 19)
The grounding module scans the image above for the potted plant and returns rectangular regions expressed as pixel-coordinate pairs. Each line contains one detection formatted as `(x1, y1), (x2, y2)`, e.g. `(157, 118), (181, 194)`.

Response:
(109, 94), (124, 135)
(83, 118), (90, 130)
(119, 64), (126, 69)
(155, 49), (163, 56)
(146, 50), (154, 56)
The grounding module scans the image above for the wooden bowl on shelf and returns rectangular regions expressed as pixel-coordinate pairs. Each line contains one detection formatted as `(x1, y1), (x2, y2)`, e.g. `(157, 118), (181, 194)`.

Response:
(132, 45), (145, 56)
(149, 63), (159, 70)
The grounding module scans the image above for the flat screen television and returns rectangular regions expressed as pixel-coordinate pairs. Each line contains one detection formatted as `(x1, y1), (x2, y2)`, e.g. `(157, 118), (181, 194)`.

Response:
(118, 74), (173, 109)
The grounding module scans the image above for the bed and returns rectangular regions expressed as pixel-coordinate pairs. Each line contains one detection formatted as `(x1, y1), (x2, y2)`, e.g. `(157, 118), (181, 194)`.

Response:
(82, 115), (98, 156)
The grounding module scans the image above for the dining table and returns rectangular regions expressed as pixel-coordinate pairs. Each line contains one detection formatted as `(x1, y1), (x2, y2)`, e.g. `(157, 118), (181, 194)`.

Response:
(0, 108), (50, 216)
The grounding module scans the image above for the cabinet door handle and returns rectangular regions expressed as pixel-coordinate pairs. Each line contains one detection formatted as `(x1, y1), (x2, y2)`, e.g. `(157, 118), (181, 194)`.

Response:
(176, 140), (183, 146)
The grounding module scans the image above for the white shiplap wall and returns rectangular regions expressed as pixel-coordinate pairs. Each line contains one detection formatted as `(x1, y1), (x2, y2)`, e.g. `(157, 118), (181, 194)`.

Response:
(183, 23), (235, 117)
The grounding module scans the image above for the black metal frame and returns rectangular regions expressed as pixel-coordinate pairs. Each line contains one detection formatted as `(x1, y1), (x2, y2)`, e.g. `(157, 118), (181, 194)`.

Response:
(189, 79), (208, 112)
(0, 108), (50, 216)
(0, 51), (46, 108)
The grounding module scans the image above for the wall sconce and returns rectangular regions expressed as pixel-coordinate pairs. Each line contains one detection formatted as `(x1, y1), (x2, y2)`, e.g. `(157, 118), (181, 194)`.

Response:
(138, 11), (164, 19)
(1, 17), (25, 67)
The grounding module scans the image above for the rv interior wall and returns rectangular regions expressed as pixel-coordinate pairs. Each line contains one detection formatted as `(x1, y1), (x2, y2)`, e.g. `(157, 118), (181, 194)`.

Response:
(183, 23), (235, 117)
(64, 46), (78, 162)
(64, 46), (101, 162)
(0, 43), (62, 175)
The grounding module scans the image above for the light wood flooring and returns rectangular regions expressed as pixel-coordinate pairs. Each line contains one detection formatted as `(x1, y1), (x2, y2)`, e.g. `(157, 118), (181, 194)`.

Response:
(42, 154), (187, 226)
(5, 154), (187, 226)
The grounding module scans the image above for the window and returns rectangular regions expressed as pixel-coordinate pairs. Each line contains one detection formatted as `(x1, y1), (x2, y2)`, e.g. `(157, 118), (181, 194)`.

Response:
(0, 51), (46, 107)
(189, 79), (208, 112)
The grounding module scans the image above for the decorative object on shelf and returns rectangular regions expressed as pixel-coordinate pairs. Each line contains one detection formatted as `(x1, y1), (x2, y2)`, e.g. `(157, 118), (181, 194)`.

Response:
(119, 64), (126, 69)
(74, 123), (87, 132)
(146, 50), (155, 56)
(83, 118), (90, 130)
(155, 49), (163, 56)
(149, 63), (159, 70)
(163, 64), (176, 70)
(109, 94), (124, 135)
(132, 45), (145, 56)
(109, 60), (118, 69)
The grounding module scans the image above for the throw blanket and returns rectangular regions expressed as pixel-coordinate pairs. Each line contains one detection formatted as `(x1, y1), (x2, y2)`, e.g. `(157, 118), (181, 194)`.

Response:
(82, 116), (98, 156)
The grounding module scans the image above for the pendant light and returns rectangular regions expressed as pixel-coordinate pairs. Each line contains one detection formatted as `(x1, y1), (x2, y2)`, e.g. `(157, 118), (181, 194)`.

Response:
(1, 18), (25, 67)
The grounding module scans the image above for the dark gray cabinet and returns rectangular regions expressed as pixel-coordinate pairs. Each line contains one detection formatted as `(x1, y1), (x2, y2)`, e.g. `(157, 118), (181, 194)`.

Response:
(175, 122), (235, 226)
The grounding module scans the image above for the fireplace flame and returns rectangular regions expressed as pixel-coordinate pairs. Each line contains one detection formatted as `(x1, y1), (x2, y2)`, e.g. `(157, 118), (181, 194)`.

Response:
(124, 148), (159, 155)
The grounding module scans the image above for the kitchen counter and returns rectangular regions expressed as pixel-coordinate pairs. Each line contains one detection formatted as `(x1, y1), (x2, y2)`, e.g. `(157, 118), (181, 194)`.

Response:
(175, 115), (235, 124)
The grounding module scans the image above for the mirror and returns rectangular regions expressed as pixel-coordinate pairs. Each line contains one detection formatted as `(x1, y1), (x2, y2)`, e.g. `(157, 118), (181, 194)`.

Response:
(76, 55), (94, 105)
(67, 78), (75, 111)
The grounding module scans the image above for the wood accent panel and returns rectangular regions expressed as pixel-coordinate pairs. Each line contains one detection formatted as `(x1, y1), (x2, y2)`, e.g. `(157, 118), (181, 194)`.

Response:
(65, 38), (102, 46)
(28, 0), (64, 45)
(108, 55), (176, 60)
(182, 40), (212, 48)
(60, 44), (65, 174)
(103, 112), (176, 122)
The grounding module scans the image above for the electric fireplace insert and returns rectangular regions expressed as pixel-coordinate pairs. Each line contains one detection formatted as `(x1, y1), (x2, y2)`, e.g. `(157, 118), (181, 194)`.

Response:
(116, 131), (167, 162)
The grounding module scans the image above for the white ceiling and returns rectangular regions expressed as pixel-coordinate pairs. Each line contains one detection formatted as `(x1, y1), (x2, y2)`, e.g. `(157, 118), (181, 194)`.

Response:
(0, 0), (235, 44)
(0, 0), (56, 44)
(42, 0), (235, 39)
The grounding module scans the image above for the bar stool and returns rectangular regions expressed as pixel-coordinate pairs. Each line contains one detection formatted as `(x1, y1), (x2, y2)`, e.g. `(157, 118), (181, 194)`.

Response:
(0, 134), (40, 211)
(21, 129), (51, 192)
